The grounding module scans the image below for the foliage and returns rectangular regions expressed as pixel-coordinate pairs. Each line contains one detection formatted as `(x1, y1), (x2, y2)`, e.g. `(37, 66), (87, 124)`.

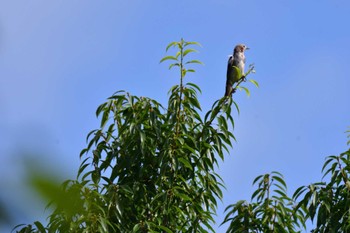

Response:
(222, 172), (306, 233)
(223, 138), (350, 233)
(293, 148), (350, 232)
(12, 37), (350, 233)
(13, 39), (257, 233)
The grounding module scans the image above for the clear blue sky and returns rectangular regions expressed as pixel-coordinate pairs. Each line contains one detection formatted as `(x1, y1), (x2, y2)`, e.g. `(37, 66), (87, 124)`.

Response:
(1, 1), (349, 232)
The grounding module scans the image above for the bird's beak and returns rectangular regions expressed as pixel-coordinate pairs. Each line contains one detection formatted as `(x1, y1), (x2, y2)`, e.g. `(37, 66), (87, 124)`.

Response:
(245, 47), (250, 50)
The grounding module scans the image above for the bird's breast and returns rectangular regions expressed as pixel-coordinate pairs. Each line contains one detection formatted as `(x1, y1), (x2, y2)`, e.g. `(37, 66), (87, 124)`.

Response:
(236, 59), (245, 72)
(234, 53), (245, 72)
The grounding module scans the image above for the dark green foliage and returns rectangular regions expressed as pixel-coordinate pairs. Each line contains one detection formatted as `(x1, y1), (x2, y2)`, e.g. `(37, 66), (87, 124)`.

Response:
(293, 149), (350, 232)
(222, 172), (306, 233)
(222, 137), (350, 232)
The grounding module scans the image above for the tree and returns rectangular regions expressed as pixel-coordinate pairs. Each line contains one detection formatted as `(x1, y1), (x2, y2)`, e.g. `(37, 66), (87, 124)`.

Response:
(293, 147), (350, 232)
(13, 39), (256, 232)
(222, 137), (350, 232)
(222, 172), (306, 233)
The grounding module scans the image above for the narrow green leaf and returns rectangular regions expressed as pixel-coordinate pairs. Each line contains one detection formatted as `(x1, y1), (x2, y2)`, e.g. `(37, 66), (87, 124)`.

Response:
(184, 41), (202, 47)
(322, 157), (335, 172)
(133, 223), (140, 232)
(272, 175), (287, 189)
(166, 41), (178, 51)
(158, 225), (173, 233)
(159, 56), (178, 63)
(100, 109), (110, 128)
(178, 157), (193, 170)
(11, 224), (27, 232)
(169, 63), (180, 70)
(183, 48), (198, 57)
(186, 60), (204, 65)
(249, 79), (259, 88)
(96, 102), (107, 117)
(240, 86), (250, 97)
(253, 175), (264, 185)
(186, 82), (202, 93)
(34, 221), (46, 233)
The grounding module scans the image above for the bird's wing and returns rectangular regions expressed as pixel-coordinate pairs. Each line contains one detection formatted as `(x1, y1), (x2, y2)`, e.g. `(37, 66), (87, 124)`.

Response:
(226, 56), (232, 78)
(231, 54), (239, 67)
(226, 56), (233, 77)
(226, 55), (239, 84)
(227, 55), (233, 64)
(225, 56), (234, 96)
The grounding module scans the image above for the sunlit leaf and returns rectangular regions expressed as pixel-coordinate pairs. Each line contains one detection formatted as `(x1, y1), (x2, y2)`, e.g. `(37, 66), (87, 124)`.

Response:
(240, 86), (250, 97)
(185, 60), (203, 65)
(249, 79), (259, 88)
(184, 41), (202, 47)
(166, 41), (178, 51)
(183, 48), (198, 57)
(159, 55), (178, 63)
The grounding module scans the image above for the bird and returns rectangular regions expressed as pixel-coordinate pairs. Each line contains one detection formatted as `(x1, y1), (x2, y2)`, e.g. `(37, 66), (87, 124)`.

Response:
(225, 44), (249, 96)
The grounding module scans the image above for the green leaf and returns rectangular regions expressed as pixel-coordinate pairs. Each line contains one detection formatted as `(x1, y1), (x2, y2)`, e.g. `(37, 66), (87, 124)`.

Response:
(239, 86), (250, 97)
(100, 109), (110, 128)
(184, 41), (202, 47)
(96, 102), (107, 117)
(322, 157), (335, 173)
(158, 225), (173, 233)
(186, 60), (203, 65)
(159, 55), (178, 63)
(132, 223), (140, 232)
(178, 157), (193, 170)
(166, 41), (178, 51)
(249, 79), (259, 88)
(293, 186), (307, 200)
(272, 174), (287, 189)
(168, 63), (180, 70)
(186, 82), (202, 94)
(183, 48), (198, 57)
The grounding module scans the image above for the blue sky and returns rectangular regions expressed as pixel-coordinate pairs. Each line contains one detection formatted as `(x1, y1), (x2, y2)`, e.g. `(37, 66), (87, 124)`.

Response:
(1, 1), (349, 232)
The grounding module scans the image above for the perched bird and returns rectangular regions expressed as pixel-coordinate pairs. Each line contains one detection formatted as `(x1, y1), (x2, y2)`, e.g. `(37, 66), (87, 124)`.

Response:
(225, 44), (249, 96)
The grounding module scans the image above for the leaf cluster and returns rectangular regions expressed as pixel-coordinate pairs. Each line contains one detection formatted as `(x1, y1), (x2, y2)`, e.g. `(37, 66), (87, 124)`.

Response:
(223, 172), (305, 233)
(293, 149), (350, 232)
(223, 138), (350, 233)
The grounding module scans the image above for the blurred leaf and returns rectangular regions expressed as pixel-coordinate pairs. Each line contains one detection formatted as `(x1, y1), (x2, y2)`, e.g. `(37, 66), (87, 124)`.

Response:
(34, 221), (46, 232)
(239, 86), (250, 97)
(249, 79), (259, 88)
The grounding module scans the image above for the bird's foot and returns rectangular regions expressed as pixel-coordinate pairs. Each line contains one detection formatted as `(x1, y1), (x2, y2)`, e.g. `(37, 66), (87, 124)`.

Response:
(229, 88), (236, 96)
(241, 75), (247, 82)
